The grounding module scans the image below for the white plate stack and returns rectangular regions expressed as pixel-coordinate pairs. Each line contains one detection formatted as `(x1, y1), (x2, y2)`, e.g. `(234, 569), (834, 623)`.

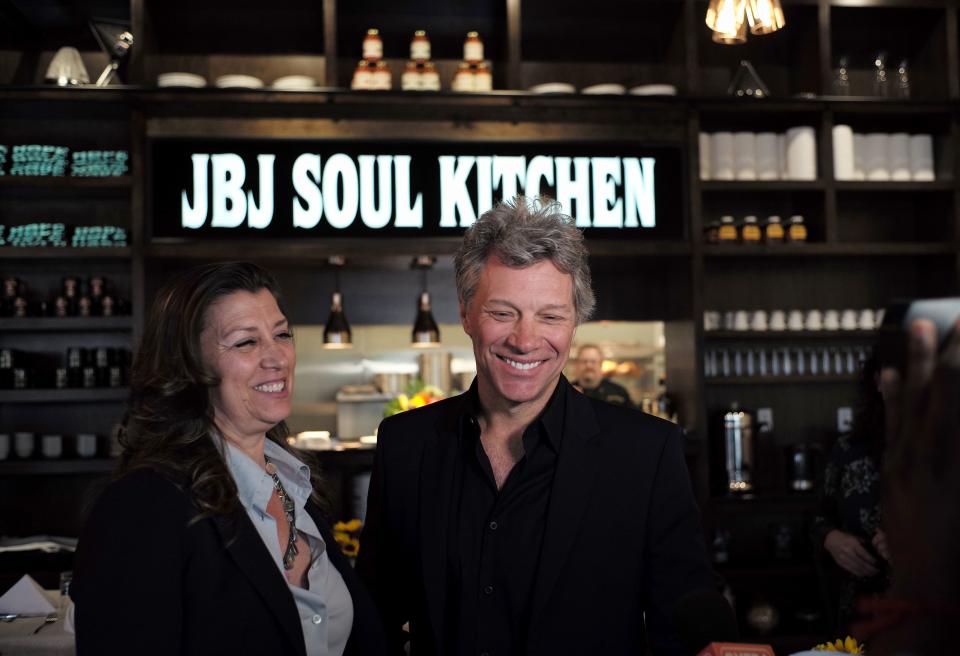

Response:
(271, 75), (318, 91)
(157, 72), (207, 88)
(581, 83), (626, 95)
(215, 74), (264, 89)
(628, 84), (677, 96)
(528, 82), (577, 94)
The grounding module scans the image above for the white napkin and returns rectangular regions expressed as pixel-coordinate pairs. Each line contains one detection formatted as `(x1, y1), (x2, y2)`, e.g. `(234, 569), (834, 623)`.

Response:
(0, 574), (56, 615)
(64, 600), (76, 634)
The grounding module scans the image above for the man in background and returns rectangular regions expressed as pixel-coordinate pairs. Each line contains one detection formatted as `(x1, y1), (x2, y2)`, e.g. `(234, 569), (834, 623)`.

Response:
(572, 343), (634, 407)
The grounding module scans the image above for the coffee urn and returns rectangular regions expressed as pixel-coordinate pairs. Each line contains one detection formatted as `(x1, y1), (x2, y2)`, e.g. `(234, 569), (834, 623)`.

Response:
(724, 405), (754, 494)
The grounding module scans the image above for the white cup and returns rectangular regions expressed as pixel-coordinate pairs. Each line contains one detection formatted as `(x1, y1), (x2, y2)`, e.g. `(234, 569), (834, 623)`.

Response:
(823, 310), (840, 331)
(841, 309), (858, 330)
(0, 434), (9, 460)
(769, 310), (787, 331)
(787, 310), (805, 331)
(858, 309), (875, 330)
(805, 309), (823, 331)
(875, 308), (886, 329)
(76, 433), (97, 458)
(14, 432), (34, 459)
(42, 434), (62, 459)
(723, 311), (736, 331)
(734, 310), (751, 331)
(750, 310), (768, 331)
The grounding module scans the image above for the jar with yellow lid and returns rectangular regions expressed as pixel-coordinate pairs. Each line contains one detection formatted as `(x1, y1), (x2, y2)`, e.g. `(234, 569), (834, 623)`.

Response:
(401, 61), (422, 91)
(741, 215), (762, 244)
(787, 215), (808, 244)
(464, 31), (484, 63)
(764, 215), (785, 244)
(473, 62), (492, 91)
(421, 61), (440, 91)
(371, 60), (392, 90)
(363, 29), (383, 62)
(717, 215), (739, 243)
(410, 30), (431, 61)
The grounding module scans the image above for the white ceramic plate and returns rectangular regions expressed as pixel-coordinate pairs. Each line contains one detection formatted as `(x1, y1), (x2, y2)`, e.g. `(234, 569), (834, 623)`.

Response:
(157, 72), (206, 88)
(629, 84), (678, 96)
(272, 75), (318, 90)
(215, 74), (264, 89)
(581, 83), (626, 95)
(528, 82), (576, 94)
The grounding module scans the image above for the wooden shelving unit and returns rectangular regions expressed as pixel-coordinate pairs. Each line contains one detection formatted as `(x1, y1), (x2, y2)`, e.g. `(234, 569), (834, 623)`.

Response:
(3, 0), (960, 642)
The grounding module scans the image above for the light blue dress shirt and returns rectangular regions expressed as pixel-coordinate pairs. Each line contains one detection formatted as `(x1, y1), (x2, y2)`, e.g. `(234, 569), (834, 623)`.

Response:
(224, 439), (353, 656)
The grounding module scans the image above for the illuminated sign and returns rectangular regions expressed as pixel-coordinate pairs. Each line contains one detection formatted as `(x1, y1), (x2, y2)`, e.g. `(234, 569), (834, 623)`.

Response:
(150, 140), (684, 240)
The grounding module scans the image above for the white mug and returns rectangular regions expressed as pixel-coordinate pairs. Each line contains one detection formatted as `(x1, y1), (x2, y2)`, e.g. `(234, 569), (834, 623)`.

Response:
(787, 310), (805, 331)
(805, 309), (823, 331)
(76, 433), (97, 458)
(14, 432), (34, 459)
(769, 310), (787, 331)
(874, 308), (886, 329)
(41, 434), (62, 459)
(750, 310), (768, 331)
(841, 309), (858, 330)
(823, 310), (840, 331)
(0, 434), (9, 460)
(734, 310), (750, 331)
(858, 308), (875, 330)
(723, 311), (737, 331)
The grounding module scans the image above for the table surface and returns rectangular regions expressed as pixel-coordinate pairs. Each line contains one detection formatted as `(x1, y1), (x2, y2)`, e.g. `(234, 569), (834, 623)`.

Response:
(0, 590), (74, 656)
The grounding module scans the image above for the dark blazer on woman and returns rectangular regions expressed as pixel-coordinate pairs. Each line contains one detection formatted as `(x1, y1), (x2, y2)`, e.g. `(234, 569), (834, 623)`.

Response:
(357, 376), (714, 656)
(73, 467), (386, 656)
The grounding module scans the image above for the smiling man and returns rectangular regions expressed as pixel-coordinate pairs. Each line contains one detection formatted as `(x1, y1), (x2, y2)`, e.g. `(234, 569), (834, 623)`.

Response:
(357, 197), (714, 656)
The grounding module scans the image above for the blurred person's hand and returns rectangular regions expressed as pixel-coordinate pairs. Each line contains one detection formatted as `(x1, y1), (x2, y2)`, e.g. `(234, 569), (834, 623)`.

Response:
(872, 529), (891, 563)
(824, 529), (879, 578)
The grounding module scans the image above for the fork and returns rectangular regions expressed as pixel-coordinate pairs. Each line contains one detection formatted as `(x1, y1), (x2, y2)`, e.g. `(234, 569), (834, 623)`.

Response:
(32, 613), (58, 634)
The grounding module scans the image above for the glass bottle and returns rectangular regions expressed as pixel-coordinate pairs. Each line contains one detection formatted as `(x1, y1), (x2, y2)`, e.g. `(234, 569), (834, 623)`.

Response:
(787, 215), (807, 244)
(897, 58), (910, 99)
(741, 215), (762, 244)
(410, 30), (431, 62)
(833, 56), (851, 96)
(464, 31), (484, 63)
(873, 51), (889, 97)
(363, 29), (383, 62)
(764, 215), (785, 244)
(718, 215), (739, 243)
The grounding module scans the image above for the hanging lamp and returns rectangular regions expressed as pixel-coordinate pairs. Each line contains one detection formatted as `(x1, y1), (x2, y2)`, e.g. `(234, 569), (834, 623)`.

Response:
(322, 256), (353, 349)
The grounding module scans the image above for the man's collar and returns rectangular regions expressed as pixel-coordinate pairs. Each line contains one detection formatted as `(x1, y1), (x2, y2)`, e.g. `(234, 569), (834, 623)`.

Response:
(461, 375), (568, 452)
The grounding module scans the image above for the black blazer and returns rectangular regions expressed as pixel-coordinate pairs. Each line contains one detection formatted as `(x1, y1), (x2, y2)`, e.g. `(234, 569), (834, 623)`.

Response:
(73, 467), (386, 656)
(357, 377), (714, 656)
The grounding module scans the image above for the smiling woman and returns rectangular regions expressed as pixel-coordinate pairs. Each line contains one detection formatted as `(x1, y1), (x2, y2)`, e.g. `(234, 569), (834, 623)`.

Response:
(71, 262), (386, 656)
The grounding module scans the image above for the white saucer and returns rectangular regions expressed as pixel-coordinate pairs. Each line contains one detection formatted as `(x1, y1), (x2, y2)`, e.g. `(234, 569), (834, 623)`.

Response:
(215, 74), (264, 89)
(528, 82), (576, 94)
(272, 75), (318, 90)
(629, 84), (678, 96)
(157, 72), (206, 88)
(581, 83), (626, 95)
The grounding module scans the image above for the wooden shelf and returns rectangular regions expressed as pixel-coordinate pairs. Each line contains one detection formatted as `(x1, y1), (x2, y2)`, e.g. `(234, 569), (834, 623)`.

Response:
(0, 317), (132, 332)
(0, 388), (128, 403)
(833, 180), (955, 192)
(705, 375), (857, 385)
(711, 494), (819, 511)
(0, 247), (131, 259)
(0, 458), (115, 475)
(703, 242), (956, 257)
(699, 181), (826, 192)
(0, 176), (132, 189)
(704, 329), (877, 340)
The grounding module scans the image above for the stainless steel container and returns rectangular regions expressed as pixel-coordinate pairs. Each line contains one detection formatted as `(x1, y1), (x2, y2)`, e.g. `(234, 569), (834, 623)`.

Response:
(418, 351), (452, 394)
(724, 407), (754, 493)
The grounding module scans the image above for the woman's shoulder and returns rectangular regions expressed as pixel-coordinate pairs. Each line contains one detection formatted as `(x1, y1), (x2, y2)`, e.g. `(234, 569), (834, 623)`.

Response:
(92, 466), (192, 518)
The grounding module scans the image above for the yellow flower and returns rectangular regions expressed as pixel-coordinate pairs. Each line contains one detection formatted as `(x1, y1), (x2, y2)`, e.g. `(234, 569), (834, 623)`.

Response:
(341, 537), (360, 557)
(813, 636), (863, 654)
(341, 518), (363, 532)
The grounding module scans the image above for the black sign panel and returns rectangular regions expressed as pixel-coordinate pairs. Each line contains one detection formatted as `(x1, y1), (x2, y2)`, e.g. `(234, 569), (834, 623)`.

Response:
(150, 139), (686, 240)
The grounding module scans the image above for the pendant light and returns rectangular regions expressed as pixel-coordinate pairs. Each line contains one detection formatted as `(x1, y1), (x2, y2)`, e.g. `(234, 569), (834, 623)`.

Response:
(712, 13), (747, 45)
(705, 0), (746, 36)
(746, 0), (785, 35)
(323, 256), (352, 349)
(411, 255), (440, 348)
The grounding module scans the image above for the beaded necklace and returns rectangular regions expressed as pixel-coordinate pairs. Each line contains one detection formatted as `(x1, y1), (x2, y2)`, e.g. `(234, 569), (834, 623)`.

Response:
(264, 455), (299, 570)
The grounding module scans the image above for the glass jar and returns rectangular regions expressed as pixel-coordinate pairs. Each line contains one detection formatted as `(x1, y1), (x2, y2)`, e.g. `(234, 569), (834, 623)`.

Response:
(363, 28), (383, 61)
(787, 215), (807, 244)
(421, 61), (440, 91)
(452, 62), (474, 92)
(704, 220), (720, 244)
(464, 31), (484, 63)
(741, 215), (762, 244)
(717, 215), (738, 243)
(401, 61), (422, 91)
(474, 62), (492, 92)
(350, 61), (374, 90)
(410, 30), (431, 61)
(372, 61), (392, 90)
(764, 215), (784, 244)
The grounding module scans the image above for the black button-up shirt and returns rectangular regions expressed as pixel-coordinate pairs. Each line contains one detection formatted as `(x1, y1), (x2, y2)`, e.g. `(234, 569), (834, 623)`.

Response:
(446, 381), (565, 656)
